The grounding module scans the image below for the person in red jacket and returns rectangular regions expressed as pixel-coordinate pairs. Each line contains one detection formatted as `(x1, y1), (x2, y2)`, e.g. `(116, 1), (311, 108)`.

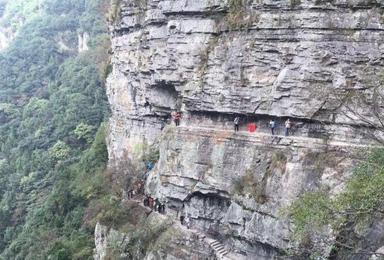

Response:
(171, 111), (181, 126)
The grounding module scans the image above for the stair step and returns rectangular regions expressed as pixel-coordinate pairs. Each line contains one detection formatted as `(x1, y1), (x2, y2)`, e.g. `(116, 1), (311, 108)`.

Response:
(174, 225), (233, 259)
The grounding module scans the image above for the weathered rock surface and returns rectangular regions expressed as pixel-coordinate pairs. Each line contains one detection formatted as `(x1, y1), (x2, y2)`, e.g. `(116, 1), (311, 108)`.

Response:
(94, 212), (215, 260)
(78, 32), (90, 53)
(94, 222), (130, 260)
(107, 0), (384, 162)
(106, 0), (384, 258)
(146, 126), (359, 258)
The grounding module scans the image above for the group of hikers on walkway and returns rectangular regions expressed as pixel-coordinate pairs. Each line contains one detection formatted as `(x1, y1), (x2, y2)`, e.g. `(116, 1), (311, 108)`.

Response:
(234, 117), (293, 136)
(127, 180), (167, 214)
(144, 196), (166, 214)
(127, 180), (144, 199)
(234, 116), (293, 136)
(126, 161), (167, 214)
(171, 110), (295, 137)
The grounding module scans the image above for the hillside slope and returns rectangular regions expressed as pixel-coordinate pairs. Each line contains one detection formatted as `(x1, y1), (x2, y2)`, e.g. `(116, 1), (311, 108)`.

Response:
(0, 0), (112, 259)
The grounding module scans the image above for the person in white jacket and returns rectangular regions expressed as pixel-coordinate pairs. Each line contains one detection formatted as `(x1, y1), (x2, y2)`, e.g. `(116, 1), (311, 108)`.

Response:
(269, 119), (276, 135)
(285, 118), (291, 136)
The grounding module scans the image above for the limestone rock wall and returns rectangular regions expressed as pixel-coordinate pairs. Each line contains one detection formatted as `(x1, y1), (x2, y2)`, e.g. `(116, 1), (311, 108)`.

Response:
(146, 126), (358, 258)
(94, 215), (214, 260)
(106, 0), (384, 258)
(107, 0), (384, 163)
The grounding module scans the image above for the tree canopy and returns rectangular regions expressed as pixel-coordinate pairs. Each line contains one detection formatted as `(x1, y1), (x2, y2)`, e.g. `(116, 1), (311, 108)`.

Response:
(0, 0), (114, 258)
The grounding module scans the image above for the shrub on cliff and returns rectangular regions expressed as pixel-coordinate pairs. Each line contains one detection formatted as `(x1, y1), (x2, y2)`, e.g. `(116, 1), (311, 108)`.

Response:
(288, 148), (384, 258)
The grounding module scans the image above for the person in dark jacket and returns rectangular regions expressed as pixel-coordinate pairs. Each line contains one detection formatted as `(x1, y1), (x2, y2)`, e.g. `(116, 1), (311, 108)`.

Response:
(234, 116), (240, 132)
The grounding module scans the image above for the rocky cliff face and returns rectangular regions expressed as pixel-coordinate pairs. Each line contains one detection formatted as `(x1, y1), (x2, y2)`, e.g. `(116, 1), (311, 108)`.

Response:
(106, 0), (384, 258)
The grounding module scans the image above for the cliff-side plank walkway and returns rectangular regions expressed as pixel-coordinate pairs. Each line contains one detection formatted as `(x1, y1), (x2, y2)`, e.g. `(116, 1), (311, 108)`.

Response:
(171, 125), (380, 149)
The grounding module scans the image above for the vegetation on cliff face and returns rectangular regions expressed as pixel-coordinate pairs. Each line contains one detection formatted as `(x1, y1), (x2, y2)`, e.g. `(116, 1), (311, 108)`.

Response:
(0, 0), (115, 258)
(227, 0), (257, 30)
(289, 149), (384, 257)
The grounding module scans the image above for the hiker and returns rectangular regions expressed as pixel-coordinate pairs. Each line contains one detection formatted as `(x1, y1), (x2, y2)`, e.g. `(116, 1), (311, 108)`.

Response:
(171, 111), (177, 126)
(176, 112), (181, 126)
(135, 182), (141, 195)
(172, 111), (181, 126)
(146, 161), (154, 171)
(269, 119), (276, 135)
(234, 116), (240, 132)
(143, 196), (149, 206)
(148, 197), (154, 208)
(160, 121), (166, 130)
(285, 118), (291, 136)
(129, 189), (135, 199)
(185, 216), (191, 229)
(161, 203), (165, 214)
(180, 215), (185, 225)
(157, 201), (162, 213)
(154, 198), (160, 212)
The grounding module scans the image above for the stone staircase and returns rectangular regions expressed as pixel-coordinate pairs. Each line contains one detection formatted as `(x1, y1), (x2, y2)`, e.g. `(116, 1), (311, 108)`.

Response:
(184, 227), (238, 260)
(128, 198), (236, 260)
(206, 238), (231, 260)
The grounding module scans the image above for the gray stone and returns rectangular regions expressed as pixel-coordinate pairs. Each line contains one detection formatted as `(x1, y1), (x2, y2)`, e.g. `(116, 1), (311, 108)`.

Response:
(106, 0), (384, 258)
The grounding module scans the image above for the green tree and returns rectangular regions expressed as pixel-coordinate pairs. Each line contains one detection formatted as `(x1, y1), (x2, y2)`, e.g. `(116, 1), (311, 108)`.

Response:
(289, 149), (384, 258)
(0, 0), (112, 258)
(50, 141), (71, 161)
(74, 123), (95, 144)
